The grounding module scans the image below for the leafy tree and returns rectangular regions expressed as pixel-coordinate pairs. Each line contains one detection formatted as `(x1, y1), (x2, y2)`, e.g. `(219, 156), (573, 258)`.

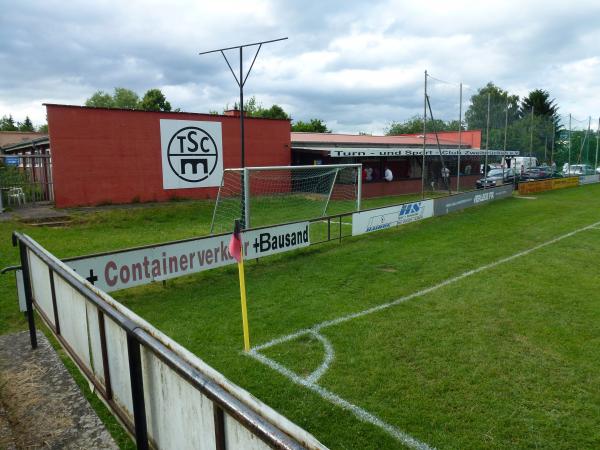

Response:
(139, 88), (172, 112)
(232, 96), (290, 120)
(38, 123), (49, 133)
(292, 119), (329, 133)
(465, 82), (520, 130)
(254, 104), (289, 120)
(519, 89), (559, 123)
(0, 115), (18, 131)
(386, 115), (462, 135)
(113, 88), (139, 109)
(18, 116), (34, 132)
(85, 90), (114, 108)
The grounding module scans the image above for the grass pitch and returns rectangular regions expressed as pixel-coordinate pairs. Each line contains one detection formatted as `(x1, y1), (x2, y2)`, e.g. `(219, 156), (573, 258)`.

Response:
(1, 187), (600, 449)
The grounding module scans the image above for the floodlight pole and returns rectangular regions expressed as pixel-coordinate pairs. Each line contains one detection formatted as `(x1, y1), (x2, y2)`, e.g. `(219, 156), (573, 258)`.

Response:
(594, 117), (600, 171)
(484, 93), (490, 187)
(421, 70), (428, 199)
(568, 113), (572, 173)
(503, 95), (508, 181)
(199, 37), (288, 228)
(457, 82), (463, 193)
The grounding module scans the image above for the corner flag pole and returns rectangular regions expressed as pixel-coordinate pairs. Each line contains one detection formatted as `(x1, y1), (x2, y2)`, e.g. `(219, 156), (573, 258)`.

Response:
(238, 245), (250, 352)
(229, 219), (250, 351)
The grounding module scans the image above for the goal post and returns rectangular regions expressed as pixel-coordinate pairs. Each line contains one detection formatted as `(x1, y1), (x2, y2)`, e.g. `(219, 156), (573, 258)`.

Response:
(210, 164), (362, 234)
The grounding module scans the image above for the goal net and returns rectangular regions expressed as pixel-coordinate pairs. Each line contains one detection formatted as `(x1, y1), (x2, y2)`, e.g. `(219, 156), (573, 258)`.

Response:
(210, 164), (362, 233)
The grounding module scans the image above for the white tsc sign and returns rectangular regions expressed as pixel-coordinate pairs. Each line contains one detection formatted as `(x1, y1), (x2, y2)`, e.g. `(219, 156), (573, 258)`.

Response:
(160, 119), (223, 189)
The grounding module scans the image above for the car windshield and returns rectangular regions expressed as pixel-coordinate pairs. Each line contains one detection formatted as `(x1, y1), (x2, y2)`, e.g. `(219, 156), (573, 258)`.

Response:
(486, 169), (505, 177)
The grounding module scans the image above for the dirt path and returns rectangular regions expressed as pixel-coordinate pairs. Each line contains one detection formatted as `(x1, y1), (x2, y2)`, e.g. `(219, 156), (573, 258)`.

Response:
(0, 331), (118, 449)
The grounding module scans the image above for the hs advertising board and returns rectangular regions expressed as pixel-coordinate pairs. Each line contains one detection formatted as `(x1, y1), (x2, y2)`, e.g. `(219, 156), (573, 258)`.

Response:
(351, 200), (434, 236)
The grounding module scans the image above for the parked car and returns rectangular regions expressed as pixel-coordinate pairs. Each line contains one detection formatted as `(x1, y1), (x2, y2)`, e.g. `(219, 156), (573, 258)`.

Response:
(596, 166), (600, 174)
(563, 164), (595, 176)
(476, 168), (516, 189)
(521, 165), (560, 181)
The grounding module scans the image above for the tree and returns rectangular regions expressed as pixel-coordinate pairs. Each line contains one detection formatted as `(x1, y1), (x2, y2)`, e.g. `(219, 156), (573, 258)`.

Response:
(0, 115), (18, 131)
(18, 116), (34, 132)
(139, 89), (172, 112)
(85, 90), (114, 108)
(292, 119), (329, 133)
(112, 88), (139, 109)
(38, 123), (49, 133)
(465, 82), (520, 130)
(386, 115), (461, 135)
(232, 96), (290, 120)
(519, 89), (559, 122)
(254, 104), (289, 120)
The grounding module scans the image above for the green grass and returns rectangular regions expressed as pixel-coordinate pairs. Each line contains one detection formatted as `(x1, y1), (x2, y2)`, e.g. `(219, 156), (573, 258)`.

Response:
(2, 186), (600, 449)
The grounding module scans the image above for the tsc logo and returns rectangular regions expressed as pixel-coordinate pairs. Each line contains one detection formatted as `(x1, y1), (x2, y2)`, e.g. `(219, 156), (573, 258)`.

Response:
(167, 127), (219, 182)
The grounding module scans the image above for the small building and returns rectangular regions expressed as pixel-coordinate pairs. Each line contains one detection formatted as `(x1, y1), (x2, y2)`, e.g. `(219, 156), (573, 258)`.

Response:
(291, 130), (516, 195)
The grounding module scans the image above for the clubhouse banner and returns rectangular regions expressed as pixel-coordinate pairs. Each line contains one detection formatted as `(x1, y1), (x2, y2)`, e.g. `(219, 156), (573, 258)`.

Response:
(352, 200), (434, 236)
(434, 184), (513, 216)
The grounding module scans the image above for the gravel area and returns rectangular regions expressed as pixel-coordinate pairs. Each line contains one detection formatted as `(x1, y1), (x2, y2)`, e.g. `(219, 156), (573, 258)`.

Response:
(0, 331), (118, 449)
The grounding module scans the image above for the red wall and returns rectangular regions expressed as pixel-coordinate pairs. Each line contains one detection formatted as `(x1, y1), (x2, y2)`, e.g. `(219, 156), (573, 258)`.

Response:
(46, 105), (291, 208)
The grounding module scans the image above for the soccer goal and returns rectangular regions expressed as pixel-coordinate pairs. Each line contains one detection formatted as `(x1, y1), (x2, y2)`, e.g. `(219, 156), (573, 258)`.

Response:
(210, 164), (362, 233)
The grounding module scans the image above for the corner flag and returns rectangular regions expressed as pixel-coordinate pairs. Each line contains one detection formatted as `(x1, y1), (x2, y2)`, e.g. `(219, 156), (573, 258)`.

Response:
(230, 220), (250, 351)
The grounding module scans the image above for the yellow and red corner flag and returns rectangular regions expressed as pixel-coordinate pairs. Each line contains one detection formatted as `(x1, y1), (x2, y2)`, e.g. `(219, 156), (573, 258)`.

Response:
(229, 220), (250, 351)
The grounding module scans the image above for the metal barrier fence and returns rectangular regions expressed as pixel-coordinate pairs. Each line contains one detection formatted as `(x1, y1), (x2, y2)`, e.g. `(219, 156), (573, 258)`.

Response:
(13, 232), (326, 450)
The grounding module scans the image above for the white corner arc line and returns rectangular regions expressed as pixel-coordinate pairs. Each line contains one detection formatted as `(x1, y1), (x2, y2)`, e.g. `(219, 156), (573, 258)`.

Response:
(305, 331), (335, 384)
(247, 350), (436, 450)
(254, 219), (600, 352)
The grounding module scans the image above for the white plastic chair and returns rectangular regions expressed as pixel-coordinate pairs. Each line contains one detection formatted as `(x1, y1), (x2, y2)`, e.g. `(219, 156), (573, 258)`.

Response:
(7, 187), (26, 206)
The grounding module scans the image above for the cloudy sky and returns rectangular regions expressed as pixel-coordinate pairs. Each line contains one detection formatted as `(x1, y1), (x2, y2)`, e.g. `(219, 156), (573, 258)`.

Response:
(1, 0), (600, 133)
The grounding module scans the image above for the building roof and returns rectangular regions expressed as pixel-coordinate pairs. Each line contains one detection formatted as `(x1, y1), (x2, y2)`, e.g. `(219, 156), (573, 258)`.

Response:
(1, 136), (50, 153)
(0, 131), (47, 148)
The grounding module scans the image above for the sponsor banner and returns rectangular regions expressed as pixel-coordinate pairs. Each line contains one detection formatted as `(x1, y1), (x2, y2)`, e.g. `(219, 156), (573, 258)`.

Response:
(68, 234), (235, 292)
(326, 148), (520, 158)
(5, 157), (20, 166)
(579, 174), (600, 185)
(518, 177), (579, 195)
(243, 222), (310, 259)
(66, 223), (310, 292)
(352, 200), (434, 236)
(160, 119), (223, 190)
(434, 184), (513, 216)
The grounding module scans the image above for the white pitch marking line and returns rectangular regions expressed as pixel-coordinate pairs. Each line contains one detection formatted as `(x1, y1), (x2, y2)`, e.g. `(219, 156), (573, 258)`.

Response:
(253, 219), (600, 354)
(305, 331), (335, 384)
(247, 350), (436, 450)
(250, 219), (600, 448)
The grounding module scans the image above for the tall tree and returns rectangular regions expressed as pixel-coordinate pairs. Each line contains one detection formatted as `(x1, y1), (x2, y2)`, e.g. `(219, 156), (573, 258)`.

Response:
(85, 90), (114, 108)
(386, 115), (461, 135)
(232, 96), (290, 120)
(112, 88), (139, 109)
(139, 89), (172, 112)
(519, 89), (559, 122)
(465, 82), (520, 131)
(18, 116), (34, 132)
(292, 119), (329, 133)
(0, 115), (18, 131)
